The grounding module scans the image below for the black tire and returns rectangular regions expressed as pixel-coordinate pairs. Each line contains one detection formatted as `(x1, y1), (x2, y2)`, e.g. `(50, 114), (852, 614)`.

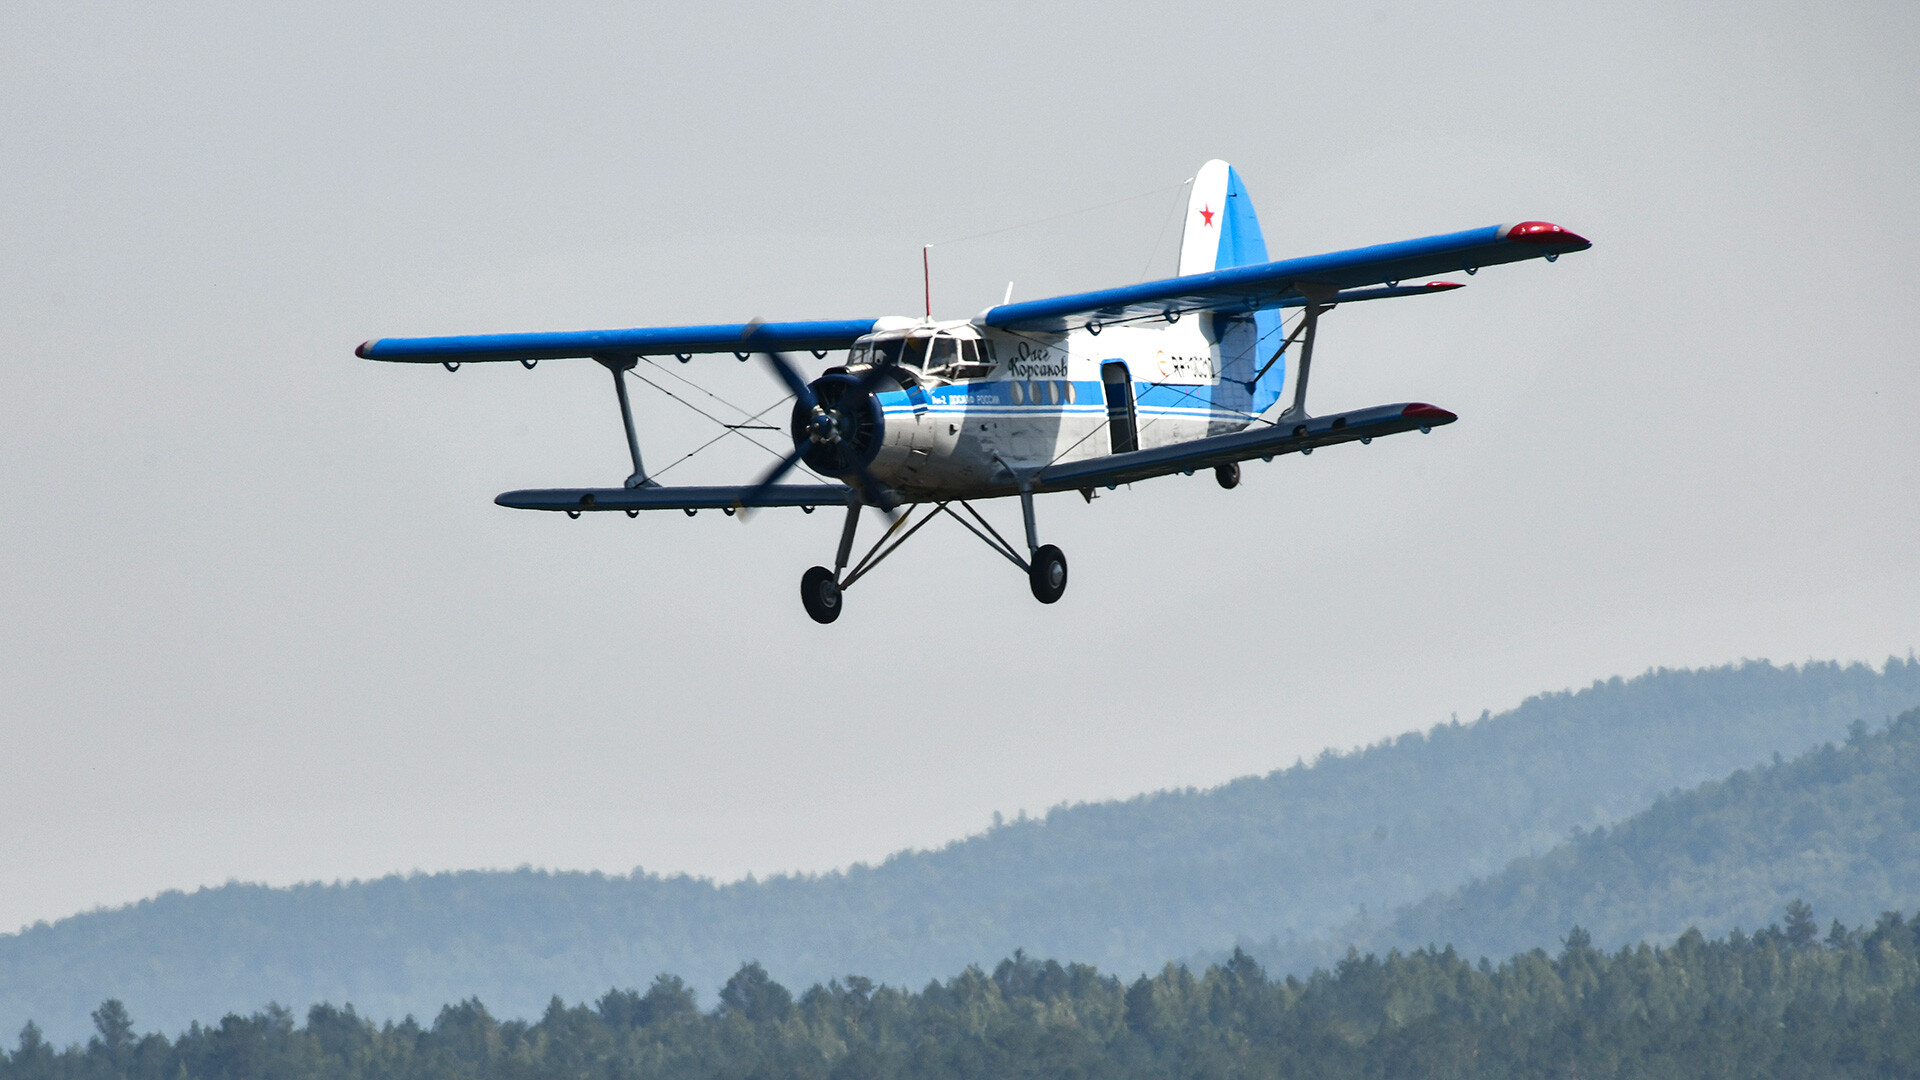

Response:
(1029, 545), (1068, 604)
(801, 565), (842, 624)
(1215, 462), (1241, 489)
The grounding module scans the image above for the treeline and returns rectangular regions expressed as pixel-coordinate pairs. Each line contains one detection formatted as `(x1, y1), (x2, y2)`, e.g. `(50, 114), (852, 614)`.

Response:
(9, 659), (1917, 1040)
(7, 907), (1918, 1080)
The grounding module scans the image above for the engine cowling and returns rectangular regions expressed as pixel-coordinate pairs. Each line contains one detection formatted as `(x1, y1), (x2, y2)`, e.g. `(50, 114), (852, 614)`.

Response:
(787, 369), (941, 494)
(790, 372), (884, 476)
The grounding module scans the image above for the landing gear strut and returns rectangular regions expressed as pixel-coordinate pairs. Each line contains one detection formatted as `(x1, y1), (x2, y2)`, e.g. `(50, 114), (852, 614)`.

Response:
(1017, 479), (1067, 605)
(800, 501), (865, 624)
(796, 481), (1075, 622)
(799, 498), (929, 624)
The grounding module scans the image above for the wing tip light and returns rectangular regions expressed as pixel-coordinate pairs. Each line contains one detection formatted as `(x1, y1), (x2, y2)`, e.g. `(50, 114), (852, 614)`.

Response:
(356, 340), (378, 359)
(1401, 402), (1458, 425)
(1500, 221), (1590, 248)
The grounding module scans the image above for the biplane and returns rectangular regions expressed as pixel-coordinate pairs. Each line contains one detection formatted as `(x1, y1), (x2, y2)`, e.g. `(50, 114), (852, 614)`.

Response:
(358, 160), (1589, 622)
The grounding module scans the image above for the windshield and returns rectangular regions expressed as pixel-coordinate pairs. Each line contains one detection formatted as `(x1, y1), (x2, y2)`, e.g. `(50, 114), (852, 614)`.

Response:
(853, 332), (990, 379)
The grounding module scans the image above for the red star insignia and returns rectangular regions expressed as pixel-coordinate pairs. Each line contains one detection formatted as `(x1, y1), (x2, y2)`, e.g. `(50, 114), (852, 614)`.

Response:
(1199, 205), (1215, 227)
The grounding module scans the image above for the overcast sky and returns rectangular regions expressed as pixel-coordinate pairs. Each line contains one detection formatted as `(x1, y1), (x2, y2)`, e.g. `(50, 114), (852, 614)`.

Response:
(2, 1), (1915, 934)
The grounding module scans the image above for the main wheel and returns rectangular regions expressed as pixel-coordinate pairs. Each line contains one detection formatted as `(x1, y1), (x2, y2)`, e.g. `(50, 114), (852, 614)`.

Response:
(1215, 462), (1241, 489)
(1028, 545), (1068, 604)
(800, 565), (842, 624)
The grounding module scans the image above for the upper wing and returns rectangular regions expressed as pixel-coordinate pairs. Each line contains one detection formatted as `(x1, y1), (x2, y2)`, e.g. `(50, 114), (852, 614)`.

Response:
(982, 222), (1589, 332)
(1033, 402), (1458, 491)
(356, 319), (880, 364)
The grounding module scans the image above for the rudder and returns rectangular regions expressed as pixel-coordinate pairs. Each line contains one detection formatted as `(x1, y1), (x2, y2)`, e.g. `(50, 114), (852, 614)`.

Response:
(1177, 159), (1271, 275)
(1178, 160), (1286, 419)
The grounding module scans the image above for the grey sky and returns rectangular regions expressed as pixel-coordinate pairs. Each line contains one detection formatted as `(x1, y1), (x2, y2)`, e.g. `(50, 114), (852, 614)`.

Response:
(1, 1), (1915, 935)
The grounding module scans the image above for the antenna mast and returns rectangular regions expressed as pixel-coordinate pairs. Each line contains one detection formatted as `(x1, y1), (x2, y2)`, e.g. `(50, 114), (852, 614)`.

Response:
(922, 245), (931, 318)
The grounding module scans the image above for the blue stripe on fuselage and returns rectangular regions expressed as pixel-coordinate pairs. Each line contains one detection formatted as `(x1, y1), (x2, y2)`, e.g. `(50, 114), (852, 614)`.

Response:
(880, 379), (1253, 426)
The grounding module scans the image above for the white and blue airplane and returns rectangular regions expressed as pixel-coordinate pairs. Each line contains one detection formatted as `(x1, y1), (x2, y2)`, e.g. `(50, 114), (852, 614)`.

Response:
(359, 160), (1589, 622)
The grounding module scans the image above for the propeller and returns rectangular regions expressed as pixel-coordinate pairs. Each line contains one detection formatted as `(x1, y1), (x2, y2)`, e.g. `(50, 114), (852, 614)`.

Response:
(737, 348), (900, 515)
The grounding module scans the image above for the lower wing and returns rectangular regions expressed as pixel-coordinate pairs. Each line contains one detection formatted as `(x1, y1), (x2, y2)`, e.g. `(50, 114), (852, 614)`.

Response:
(1035, 402), (1457, 491)
(496, 483), (852, 513)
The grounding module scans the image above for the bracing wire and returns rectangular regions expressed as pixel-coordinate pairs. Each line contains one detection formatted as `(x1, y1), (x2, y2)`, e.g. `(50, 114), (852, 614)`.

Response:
(622, 368), (823, 482)
(641, 356), (776, 424)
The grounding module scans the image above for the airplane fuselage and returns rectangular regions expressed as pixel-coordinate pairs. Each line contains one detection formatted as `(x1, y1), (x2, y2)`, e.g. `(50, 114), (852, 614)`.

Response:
(853, 315), (1283, 501)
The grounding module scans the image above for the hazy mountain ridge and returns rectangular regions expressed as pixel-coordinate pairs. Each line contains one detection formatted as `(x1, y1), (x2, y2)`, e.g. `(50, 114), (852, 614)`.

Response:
(1379, 707), (1920, 959)
(4, 658), (1916, 1041)
(1236, 706), (1920, 978)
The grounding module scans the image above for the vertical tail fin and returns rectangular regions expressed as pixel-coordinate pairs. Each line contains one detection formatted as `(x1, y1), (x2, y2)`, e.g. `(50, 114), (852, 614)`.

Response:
(1179, 160), (1288, 420)
(1177, 159), (1271, 276)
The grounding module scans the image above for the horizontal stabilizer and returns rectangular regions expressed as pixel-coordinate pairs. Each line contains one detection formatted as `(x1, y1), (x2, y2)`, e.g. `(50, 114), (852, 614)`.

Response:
(496, 483), (853, 512)
(359, 320), (879, 365)
(1034, 402), (1457, 491)
(983, 222), (1587, 332)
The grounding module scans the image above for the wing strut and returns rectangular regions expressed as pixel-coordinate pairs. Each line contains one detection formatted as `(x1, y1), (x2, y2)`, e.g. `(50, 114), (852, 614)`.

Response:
(596, 354), (654, 489)
(1285, 283), (1336, 420)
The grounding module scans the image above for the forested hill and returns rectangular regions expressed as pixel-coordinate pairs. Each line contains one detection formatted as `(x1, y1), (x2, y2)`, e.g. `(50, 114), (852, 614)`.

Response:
(1315, 705), (1920, 968)
(4, 659), (1917, 1041)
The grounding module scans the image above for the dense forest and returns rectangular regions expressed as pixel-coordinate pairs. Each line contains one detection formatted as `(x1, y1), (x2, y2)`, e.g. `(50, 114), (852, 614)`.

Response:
(1247, 705), (1920, 976)
(4, 659), (1916, 1041)
(6, 908), (1918, 1079)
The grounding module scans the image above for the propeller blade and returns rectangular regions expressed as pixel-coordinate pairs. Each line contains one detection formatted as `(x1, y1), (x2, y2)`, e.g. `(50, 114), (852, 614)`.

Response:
(737, 440), (812, 511)
(757, 350), (817, 411)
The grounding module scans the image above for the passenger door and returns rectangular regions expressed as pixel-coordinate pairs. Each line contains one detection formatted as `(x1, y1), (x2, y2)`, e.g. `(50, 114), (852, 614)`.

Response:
(1101, 361), (1137, 454)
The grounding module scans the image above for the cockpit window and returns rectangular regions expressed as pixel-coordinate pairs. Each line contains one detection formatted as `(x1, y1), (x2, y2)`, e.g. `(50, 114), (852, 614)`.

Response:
(927, 336), (958, 372)
(852, 332), (996, 381)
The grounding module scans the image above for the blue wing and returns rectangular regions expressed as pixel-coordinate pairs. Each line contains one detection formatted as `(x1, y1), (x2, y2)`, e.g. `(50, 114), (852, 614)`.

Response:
(983, 222), (1589, 332)
(1033, 402), (1458, 491)
(496, 484), (851, 512)
(357, 319), (879, 364)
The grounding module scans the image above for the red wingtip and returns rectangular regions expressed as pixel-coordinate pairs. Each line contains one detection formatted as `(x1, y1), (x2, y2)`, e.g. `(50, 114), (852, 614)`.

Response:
(1502, 221), (1590, 247)
(1424, 281), (1465, 291)
(1401, 403), (1457, 423)
(355, 340), (377, 358)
